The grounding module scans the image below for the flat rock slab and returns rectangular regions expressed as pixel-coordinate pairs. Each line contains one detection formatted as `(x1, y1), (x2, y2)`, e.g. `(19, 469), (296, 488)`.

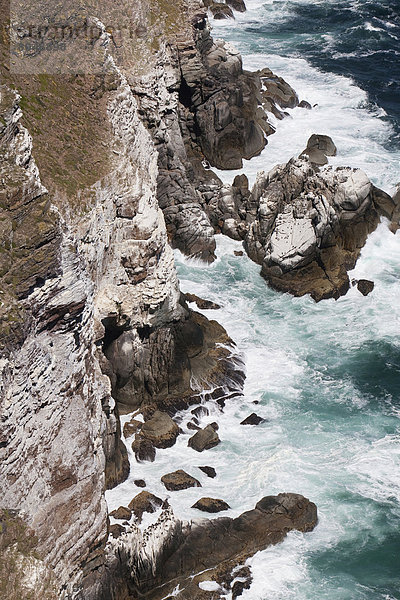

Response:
(188, 424), (220, 452)
(128, 491), (162, 521)
(161, 470), (201, 491)
(192, 497), (231, 512)
(240, 413), (265, 425)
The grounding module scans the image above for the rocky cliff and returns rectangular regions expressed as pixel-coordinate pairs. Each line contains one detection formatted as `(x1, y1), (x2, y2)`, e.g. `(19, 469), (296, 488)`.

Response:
(0, 1), (321, 598)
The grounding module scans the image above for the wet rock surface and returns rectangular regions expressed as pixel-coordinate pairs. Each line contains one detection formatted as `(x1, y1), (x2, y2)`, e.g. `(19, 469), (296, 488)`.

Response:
(240, 413), (265, 425)
(128, 491), (163, 522)
(161, 470), (202, 491)
(198, 466), (217, 478)
(192, 497), (231, 512)
(188, 424), (221, 452)
(357, 279), (375, 296)
(136, 493), (317, 599)
(184, 293), (221, 310)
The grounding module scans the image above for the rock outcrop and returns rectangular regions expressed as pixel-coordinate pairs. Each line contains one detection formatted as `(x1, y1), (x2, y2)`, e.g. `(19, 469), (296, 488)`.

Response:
(245, 156), (397, 301)
(109, 493), (317, 599)
(161, 470), (201, 491)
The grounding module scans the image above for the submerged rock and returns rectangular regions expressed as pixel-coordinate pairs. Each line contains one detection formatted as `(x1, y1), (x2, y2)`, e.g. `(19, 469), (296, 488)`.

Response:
(192, 497), (231, 512)
(188, 424), (221, 452)
(161, 470), (202, 491)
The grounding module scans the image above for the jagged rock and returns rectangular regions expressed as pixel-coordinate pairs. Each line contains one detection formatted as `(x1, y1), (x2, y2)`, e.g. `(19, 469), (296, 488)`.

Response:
(185, 293), (221, 310)
(198, 466), (217, 478)
(134, 479), (146, 488)
(109, 524), (126, 539)
(128, 491), (163, 521)
(357, 279), (375, 296)
(232, 577), (251, 599)
(209, 3), (234, 19)
(161, 470), (202, 491)
(123, 418), (142, 438)
(257, 67), (299, 118)
(192, 497), (231, 512)
(132, 437), (157, 463)
(188, 424), (221, 451)
(389, 187), (400, 232)
(240, 413), (265, 425)
(226, 0), (246, 11)
(110, 506), (132, 521)
(140, 411), (180, 449)
(234, 250), (244, 256)
(298, 100), (312, 109)
(245, 156), (396, 301)
(300, 134), (337, 166)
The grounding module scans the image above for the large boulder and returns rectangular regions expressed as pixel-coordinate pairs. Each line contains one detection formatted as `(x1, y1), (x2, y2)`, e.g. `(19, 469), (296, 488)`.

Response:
(140, 411), (180, 449)
(245, 157), (397, 301)
(161, 470), (202, 491)
(188, 424), (220, 452)
(300, 134), (337, 166)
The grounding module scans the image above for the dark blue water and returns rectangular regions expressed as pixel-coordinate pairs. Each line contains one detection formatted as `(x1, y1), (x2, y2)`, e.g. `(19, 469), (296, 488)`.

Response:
(226, 0), (400, 148)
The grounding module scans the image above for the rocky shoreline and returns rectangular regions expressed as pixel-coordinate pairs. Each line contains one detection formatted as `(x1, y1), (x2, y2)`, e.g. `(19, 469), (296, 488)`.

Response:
(0, 0), (398, 598)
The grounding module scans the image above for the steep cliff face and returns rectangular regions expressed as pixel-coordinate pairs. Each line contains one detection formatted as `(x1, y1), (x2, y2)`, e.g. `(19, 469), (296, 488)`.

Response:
(0, 86), (110, 598)
(0, 3), (250, 597)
